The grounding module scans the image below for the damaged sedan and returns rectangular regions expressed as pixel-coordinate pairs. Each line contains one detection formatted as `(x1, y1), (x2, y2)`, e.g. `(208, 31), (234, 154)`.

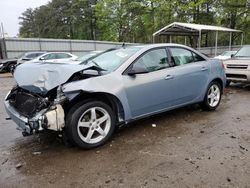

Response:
(4, 44), (226, 149)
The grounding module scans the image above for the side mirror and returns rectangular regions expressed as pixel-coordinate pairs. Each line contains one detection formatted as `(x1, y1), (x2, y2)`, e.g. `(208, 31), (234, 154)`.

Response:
(127, 66), (149, 76)
(39, 57), (45, 61)
(231, 54), (235, 58)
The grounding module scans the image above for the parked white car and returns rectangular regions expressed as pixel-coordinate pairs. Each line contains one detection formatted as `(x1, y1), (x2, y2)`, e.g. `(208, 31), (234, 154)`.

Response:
(214, 51), (237, 60)
(30, 52), (78, 63)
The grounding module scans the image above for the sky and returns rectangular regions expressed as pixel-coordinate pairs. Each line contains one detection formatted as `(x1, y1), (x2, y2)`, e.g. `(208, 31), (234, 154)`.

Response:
(0, 0), (50, 37)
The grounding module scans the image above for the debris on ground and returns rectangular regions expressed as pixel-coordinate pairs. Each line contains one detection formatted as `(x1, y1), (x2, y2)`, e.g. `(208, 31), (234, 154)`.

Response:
(200, 130), (205, 133)
(230, 135), (236, 139)
(239, 145), (248, 151)
(32, 151), (42, 155)
(1, 158), (8, 165)
(15, 163), (23, 169)
(227, 177), (231, 182)
(105, 180), (111, 184)
(152, 124), (156, 128)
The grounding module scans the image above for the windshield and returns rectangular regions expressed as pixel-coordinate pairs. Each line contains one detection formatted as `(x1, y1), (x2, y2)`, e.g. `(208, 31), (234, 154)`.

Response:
(235, 46), (250, 57)
(81, 47), (142, 72)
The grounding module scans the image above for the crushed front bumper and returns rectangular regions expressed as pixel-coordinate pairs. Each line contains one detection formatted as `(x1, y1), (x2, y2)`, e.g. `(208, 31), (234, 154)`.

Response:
(4, 100), (65, 136)
(4, 100), (31, 134)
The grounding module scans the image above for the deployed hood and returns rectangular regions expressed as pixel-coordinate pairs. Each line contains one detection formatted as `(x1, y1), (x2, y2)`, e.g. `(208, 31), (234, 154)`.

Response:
(14, 62), (101, 94)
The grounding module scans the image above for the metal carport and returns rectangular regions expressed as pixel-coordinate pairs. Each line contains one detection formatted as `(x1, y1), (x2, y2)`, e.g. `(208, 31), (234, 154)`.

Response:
(153, 22), (243, 56)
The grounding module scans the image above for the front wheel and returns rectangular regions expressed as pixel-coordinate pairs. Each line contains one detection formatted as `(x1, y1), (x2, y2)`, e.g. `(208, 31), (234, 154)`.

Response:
(201, 81), (222, 111)
(65, 101), (116, 149)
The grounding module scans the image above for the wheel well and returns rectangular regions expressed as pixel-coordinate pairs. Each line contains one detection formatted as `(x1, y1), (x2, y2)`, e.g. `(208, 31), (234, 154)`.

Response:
(64, 92), (125, 124)
(211, 78), (223, 91)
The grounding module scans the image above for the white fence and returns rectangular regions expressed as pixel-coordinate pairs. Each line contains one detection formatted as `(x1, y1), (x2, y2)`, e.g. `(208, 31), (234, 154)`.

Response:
(0, 37), (242, 59)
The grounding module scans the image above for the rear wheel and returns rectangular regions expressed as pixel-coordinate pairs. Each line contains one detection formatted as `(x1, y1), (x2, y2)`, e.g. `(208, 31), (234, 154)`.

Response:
(65, 101), (116, 149)
(201, 81), (222, 111)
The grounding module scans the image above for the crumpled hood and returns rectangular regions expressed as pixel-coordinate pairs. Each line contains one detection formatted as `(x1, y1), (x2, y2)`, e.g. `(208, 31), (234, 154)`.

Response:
(14, 62), (93, 94)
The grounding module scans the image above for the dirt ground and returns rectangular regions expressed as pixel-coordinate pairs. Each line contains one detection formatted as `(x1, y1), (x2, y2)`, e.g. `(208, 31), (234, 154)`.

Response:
(0, 73), (250, 188)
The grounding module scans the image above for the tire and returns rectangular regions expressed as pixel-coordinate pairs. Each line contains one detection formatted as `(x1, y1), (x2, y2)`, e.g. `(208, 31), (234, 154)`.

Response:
(226, 80), (231, 87)
(65, 100), (116, 149)
(201, 81), (222, 111)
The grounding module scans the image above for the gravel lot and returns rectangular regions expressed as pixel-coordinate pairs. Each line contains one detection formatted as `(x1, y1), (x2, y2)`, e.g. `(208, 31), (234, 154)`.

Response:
(0, 73), (250, 188)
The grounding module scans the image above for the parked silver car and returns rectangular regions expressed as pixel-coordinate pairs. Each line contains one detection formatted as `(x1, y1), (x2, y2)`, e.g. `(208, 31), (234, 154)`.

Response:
(4, 44), (226, 149)
(223, 45), (250, 85)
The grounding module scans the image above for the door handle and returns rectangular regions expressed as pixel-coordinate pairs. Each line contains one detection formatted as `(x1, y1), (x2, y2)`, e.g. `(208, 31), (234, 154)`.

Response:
(201, 67), (208, 71)
(165, 75), (174, 80)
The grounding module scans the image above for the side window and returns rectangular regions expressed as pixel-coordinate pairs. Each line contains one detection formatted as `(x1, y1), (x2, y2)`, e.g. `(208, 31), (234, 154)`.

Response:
(56, 53), (72, 59)
(192, 52), (205, 62)
(133, 49), (169, 72)
(170, 48), (194, 66)
(43, 54), (57, 60)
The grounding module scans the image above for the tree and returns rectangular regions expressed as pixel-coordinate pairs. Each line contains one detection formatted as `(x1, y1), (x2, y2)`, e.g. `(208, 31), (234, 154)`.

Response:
(18, 0), (250, 44)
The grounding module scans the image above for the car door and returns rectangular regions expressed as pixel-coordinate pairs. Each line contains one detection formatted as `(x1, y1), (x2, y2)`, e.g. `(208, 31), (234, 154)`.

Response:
(122, 48), (178, 118)
(167, 47), (210, 106)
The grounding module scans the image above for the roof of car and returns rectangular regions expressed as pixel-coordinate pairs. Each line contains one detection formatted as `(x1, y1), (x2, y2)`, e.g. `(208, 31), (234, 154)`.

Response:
(25, 51), (47, 54)
(131, 43), (194, 48)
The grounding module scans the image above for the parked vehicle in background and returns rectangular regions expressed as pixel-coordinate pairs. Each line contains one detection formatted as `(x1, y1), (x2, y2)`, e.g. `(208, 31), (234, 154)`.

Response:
(223, 46), (250, 86)
(29, 52), (78, 63)
(17, 52), (47, 65)
(4, 44), (226, 149)
(0, 58), (18, 73)
(0, 52), (46, 73)
(214, 51), (237, 60)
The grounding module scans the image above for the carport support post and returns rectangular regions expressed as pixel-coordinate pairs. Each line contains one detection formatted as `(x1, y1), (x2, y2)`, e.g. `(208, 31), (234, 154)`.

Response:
(198, 30), (201, 50)
(170, 35), (172, 43)
(241, 32), (244, 46)
(184, 36), (187, 45)
(215, 31), (218, 56)
(229, 32), (232, 51)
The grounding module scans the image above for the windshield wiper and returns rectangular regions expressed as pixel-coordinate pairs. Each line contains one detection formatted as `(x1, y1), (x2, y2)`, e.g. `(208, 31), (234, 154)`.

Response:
(90, 60), (100, 67)
(235, 56), (250, 58)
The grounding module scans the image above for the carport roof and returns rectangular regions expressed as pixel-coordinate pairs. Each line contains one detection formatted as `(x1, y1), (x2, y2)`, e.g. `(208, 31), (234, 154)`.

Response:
(153, 22), (242, 36)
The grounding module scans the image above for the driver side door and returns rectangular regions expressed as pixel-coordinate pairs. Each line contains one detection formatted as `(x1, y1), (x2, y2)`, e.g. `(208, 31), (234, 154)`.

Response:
(122, 48), (175, 118)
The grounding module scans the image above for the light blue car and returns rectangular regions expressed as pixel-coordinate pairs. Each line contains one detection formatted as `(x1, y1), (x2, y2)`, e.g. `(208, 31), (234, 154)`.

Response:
(4, 44), (226, 149)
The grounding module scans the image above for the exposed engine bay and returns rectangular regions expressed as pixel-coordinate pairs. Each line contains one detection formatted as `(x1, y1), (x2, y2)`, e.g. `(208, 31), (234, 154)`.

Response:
(4, 65), (104, 136)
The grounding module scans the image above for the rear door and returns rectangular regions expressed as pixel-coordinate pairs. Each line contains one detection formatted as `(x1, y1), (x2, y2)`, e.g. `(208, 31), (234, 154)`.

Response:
(167, 47), (210, 106)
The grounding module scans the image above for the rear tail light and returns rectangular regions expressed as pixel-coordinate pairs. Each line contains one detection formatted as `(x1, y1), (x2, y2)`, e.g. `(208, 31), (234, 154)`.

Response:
(221, 62), (225, 69)
(219, 60), (225, 70)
